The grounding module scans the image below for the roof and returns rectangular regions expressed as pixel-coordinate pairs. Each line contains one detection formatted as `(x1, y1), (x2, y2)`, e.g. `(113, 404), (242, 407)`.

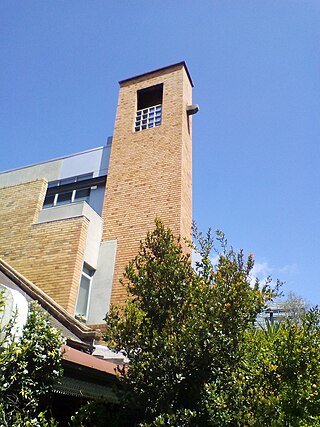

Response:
(119, 61), (194, 87)
(62, 345), (119, 376)
(0, 259), (123, 401)
(58, 345), (120, 400)
(54, 376), (118, 401)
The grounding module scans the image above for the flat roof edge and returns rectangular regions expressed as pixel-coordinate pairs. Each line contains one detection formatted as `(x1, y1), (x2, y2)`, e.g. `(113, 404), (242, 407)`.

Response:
(0, 145), (107, 176)
(119, 61), (194, 87)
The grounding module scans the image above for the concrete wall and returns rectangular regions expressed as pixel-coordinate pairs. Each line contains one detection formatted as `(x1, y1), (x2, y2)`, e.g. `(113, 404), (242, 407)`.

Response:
(0, 145), (111, 189)
(59, 145), (111, 179)
(0, 160), (63, 188)
(89, 186), (106, 215)
(87, 240), (117, 325)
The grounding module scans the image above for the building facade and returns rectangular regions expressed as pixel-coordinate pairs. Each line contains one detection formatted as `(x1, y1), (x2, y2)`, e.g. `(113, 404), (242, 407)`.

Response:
(0, 62), (195, 326)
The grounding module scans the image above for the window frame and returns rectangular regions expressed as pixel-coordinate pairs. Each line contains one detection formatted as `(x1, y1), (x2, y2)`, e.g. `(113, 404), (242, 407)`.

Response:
(134, 104), (162, 132)
(43, 188), (91, 208)
(42, 175), (107, 209)
(75, 263), (95, 321)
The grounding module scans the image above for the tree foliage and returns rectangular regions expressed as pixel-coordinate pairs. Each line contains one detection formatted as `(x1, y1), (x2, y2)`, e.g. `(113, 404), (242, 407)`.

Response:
(238, 308), (320, 426)
(104, 220), (282, 425)
(0, 298), (63, 427)
(282, 291), (309, 323)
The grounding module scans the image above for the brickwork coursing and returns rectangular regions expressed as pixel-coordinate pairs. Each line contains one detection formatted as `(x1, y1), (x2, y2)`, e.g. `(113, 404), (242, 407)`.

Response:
(0, 63), (194, 318)
(102, 63), (193, 305)
(0, 180), (88, 313)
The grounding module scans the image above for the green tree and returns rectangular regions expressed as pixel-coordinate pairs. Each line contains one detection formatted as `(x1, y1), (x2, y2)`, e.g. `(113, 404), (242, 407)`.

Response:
(282, 291), (309, 323)
(0, 297), (63, 427)
(236, 308), (320, 426)
(104, 220), (276, 426)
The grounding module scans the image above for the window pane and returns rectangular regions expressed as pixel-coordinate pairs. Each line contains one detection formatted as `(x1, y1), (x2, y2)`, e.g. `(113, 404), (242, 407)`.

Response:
(74, 188), (90, 202)
(60, 177), (76, 185)
(83, 264), (94, 276)
(135, 101), (162, 132)
(43, 194), (55, 208)
(47, 180), (59, 188)
(56, 191), (73, 205)
(77, 173), (93, 182)
(75, 275), (91, 317)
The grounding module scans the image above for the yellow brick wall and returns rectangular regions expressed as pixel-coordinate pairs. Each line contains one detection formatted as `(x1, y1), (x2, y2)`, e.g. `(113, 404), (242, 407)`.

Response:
(102, 63), (193, 305)
(0, 180), (89, 313)
(180, 69), (193, 249)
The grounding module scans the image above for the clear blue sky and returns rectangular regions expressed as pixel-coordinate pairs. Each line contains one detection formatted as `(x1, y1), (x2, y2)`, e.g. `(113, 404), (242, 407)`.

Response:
(1, 1), (320, 305)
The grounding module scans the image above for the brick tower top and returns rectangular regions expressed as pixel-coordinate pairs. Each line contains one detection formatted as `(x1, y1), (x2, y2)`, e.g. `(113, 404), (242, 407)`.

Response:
(102, 62), (195, 306)
(119, 61), (194, 87)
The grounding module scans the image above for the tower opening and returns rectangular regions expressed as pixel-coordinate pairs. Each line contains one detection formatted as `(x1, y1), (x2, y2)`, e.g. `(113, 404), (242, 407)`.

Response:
(135, 84), (163, 131)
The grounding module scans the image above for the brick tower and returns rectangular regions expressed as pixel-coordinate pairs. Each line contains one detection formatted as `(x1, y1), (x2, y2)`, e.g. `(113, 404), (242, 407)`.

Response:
(102, 62), (194, 306)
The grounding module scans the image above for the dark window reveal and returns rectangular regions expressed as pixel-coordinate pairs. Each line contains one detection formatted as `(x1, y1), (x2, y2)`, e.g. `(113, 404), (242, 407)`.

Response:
(135, 84), (163, 132)
(137, 84), (163, 110)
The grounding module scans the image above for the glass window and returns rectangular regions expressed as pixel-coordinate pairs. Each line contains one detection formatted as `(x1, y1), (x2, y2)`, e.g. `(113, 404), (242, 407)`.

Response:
(43, 194), (55, 208)
(60, 177), (76, 186)
(77, 173), (93, 182)
(56, 191), (73, 205)
(75, 275), (91, 318)
(47, 180), (59, 188)
(135, 104), (162, 132)
(74, 188), (90, 202)
(75, 264), (94, 320)
(44, 174), (99, 209)
(83, 264), (94, 277)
